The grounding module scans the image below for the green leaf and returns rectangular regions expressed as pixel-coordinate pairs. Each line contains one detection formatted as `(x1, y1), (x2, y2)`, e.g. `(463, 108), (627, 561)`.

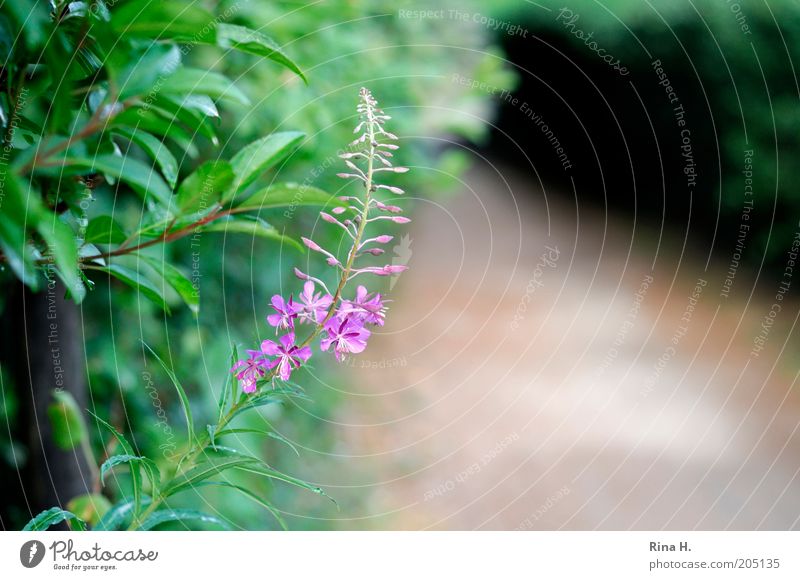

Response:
(115, 43), (181, 100)
(63, 155), (172, 206)
(201, 215), (302, 251)
(217, 345), (237, 423)
(160, 68), (249, 106)
(202, 445), (255, 460)
(0, 173), (40, 289)
(141, 256), (199, 315)
(235, 182), (340, 211)
(37, 218), (86, 302)
(114, 128), (179, 189)
(100, 454), (160, 495)
(161, 456), (256, 498)
(176, 160), (234, 212)
(150, 95), (218, 145)
(227, 132), (304, 198)
(85, 216), (127, 244)
(138, 509), (230, 531)
(88, 412), (143, 520)
(176, 94), (219, 118)
(199, 481), (287, 530)
(235, 464), (334, 504)
(215, 428), (299, 456)
(112, 108), (199, 157)
(66, 493), (113, 526)
(46, 390), (87, 451)
(228, 385), (310, 421)
(3, 0), (50, 50)
(111, 1), (218, 42)
(216, 24), (306, 82)
(95, 497), (152, 531)
(99, 454), (138, 485)
(94, 264), (170, 313)
(23, 507), (87, 531)
(142, 343), (194, 446)
(44, 37), (77, 133)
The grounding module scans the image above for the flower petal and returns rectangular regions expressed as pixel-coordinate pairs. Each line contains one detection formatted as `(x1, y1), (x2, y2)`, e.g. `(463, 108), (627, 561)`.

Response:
(295, 346), (312, 362)
(260, 339), (281, 356)
(279, 332), (295, 350)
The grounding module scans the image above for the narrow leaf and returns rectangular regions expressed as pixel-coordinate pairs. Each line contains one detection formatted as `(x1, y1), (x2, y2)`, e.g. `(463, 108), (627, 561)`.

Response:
(141, 256), (199, 315)
(215, 428), (300, 456)
(87, 412), (143, 520)
(142, 343), (195, 446)
(200, 481), (287, 530)
(161, 456), (256, 498)
(95, 497), (152, 531)
(23, 507), (87, 531)
(235, 464), (334, 504)
(138, 509), (230, 531)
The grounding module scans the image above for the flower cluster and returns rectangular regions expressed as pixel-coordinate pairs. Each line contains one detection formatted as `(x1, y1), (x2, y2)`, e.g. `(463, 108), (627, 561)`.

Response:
(231, 88), (409, 393)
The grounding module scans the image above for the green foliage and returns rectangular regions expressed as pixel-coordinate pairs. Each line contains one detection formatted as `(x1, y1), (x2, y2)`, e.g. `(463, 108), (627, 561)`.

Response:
(5, 0), (510, 530)
(0, 0), (316, 310)
(181, 0), (517, 203)
(26, 344), (327, 530)
(47, 390), (87, 451)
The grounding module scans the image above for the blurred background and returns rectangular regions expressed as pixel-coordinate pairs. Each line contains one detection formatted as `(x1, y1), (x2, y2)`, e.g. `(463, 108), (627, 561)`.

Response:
(2, 0), (800, 529)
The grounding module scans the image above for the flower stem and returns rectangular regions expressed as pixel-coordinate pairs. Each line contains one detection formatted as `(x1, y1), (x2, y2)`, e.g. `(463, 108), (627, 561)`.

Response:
(132, 103), (383, 530)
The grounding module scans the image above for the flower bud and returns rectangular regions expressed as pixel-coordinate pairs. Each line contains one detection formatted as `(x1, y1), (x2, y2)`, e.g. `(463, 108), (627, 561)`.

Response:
(377, 185), (405, 194)
(301, 237), (321, 251)
(375, 201), (403, 213)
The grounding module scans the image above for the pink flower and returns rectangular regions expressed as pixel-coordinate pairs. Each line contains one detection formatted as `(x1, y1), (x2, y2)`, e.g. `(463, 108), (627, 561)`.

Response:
(321, 316), (371, 361)
(230, 351), (269, 393)
(266, 294), (298, 330)
(338, 285), (386, 326)
(260, 332), (312, 381)
(298, 281), (333, 324)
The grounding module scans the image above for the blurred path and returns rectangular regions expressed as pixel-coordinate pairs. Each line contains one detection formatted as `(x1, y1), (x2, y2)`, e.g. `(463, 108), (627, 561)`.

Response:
(329, 161), (800, 530)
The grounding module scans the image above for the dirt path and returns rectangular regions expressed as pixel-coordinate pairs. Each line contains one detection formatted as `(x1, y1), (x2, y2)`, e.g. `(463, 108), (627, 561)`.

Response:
(321, 162), (800, 530)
